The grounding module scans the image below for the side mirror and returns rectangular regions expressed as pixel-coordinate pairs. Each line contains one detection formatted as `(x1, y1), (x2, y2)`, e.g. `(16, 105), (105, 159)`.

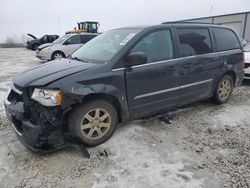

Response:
(63, 41), (71, 45)
(125, 52), (147, 67)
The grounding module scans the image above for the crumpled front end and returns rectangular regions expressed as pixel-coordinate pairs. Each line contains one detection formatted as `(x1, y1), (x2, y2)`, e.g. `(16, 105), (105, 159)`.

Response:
(4, 85), (66, 152)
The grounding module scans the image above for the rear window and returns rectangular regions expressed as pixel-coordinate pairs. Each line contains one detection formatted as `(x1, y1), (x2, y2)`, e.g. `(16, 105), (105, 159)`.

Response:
(177, 28), (212, 57)
(213, 28), (240, 52)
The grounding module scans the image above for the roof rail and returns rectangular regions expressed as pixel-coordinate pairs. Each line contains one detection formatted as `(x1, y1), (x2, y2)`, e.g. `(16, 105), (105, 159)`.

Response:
(162, 21), (221, 25)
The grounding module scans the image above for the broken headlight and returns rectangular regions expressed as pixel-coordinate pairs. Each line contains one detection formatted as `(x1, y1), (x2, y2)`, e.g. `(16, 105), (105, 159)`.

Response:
(31, 88), (62, 106)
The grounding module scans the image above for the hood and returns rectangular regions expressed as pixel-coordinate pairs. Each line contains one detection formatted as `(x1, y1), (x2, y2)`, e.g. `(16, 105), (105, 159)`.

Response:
(13, 58), (98, 88)
(27, 33), (37, 40)
(37, 43), (53, 50)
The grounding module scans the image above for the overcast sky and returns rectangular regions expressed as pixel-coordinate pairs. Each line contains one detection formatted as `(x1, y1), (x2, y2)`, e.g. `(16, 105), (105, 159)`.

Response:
(0, 0), (250, 42)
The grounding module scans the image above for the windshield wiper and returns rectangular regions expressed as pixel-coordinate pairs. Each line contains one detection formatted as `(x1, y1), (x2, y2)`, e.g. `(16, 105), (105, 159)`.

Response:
(68, 55), (88, 63)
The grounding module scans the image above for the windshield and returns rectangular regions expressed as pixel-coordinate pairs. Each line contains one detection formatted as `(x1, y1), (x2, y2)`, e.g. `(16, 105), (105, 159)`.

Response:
(71, 28), (141, 62)
(53, 34), (72, 44)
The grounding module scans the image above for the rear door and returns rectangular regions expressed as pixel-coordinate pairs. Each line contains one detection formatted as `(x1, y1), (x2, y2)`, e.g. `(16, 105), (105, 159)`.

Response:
(176, 27), (218, 105)
(125, 29), (180, 117)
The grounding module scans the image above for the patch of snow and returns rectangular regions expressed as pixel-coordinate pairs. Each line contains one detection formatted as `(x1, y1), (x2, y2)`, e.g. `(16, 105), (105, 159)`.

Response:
(92, 125), (204, 188)
(206, 103), (250, 128)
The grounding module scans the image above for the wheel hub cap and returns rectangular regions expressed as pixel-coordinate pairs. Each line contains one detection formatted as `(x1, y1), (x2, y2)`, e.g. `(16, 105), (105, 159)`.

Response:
(80, 108), (111, 140)
(218, 80), (231, 100)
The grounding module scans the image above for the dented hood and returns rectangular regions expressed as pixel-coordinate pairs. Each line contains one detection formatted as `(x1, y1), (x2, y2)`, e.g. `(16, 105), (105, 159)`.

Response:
(27, 33), (37, 40)
(13, 58), (97, 87)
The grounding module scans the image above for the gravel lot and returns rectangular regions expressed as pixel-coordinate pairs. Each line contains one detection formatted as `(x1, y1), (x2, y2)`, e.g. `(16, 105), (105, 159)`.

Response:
(0, 48), (249, 188)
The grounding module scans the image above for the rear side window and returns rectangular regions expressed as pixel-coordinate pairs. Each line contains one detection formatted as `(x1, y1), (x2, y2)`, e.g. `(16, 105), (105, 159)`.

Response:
(66, 35), (81, 44)
(131, 30), (174, 63)
(177, 28), (212, 57)
(213, 28), (240, 52)
(81, 35), (96, 43)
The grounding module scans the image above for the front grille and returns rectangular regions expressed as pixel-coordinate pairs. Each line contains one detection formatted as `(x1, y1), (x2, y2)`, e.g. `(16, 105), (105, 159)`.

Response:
(12, 117), (23, 133)
(7, 89), (23, 103)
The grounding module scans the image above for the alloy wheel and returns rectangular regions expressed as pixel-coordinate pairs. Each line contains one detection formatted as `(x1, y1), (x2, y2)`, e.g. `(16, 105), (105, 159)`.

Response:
(218, 79), (231, 100)
(80, 108), (112, 140)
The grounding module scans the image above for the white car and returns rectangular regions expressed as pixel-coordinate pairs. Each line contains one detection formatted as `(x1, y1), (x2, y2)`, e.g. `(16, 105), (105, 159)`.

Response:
(243, 43), (250, 79)
(36, 33), (98, 60)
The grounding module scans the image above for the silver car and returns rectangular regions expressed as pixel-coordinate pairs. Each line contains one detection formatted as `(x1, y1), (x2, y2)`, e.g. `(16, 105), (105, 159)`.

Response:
(36, 33), (98, 60)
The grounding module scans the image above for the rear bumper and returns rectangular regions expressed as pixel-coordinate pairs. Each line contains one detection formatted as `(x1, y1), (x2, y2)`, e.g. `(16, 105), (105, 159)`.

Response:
(4, 90), (66, 153)
(235, 69), (244, 86)
(244, 66), (250, 79)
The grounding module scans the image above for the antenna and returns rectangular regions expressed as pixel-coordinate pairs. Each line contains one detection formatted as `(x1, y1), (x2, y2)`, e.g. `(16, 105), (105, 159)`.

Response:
(57, 16), (61, 35)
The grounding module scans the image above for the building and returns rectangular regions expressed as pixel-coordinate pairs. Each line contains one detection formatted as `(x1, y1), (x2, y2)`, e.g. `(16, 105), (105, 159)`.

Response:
(180, 11), (250, 41)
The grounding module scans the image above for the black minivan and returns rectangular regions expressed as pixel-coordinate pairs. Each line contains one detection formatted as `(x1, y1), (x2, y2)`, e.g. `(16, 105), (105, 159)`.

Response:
(4, 23), (244, 152)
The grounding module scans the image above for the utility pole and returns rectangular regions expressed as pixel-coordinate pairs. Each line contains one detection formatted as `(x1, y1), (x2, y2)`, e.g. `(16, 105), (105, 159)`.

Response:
(210, 1), (213, 16)
(57, 16), (61, 35)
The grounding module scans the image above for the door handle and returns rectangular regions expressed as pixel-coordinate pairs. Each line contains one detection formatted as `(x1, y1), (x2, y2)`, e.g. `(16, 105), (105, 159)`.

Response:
(182, 63), (192, 68)
(168, 66), (177, 71)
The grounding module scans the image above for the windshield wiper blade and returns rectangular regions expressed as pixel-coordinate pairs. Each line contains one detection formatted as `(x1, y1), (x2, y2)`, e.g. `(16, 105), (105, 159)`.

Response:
(68, 55), (87, 62)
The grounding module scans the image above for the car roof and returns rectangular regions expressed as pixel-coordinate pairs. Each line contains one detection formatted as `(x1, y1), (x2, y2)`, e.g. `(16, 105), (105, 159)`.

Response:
(115, 22), (233, 30)
(65, 33), (98, 37)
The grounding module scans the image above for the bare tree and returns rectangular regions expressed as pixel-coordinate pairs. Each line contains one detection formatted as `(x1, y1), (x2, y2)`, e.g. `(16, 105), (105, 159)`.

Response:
(1, 33), (26, 48)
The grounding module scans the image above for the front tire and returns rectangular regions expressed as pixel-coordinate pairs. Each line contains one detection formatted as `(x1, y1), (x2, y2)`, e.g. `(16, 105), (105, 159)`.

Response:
(68, 100), (118, 146)
(51, 51), (65, 60)
(212, 75), (234, 104)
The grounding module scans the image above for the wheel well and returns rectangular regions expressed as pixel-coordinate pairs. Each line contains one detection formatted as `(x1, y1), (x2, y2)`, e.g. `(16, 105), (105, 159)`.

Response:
(81, 93), (122, 122)
(224, 71), (236, 85)
(51, 51), (65, 59)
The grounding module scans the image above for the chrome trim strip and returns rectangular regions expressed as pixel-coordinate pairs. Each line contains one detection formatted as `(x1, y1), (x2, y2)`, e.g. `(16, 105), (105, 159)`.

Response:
(179, 79), (213, 89)
(12, 85), (22, 95)
(112, 49), (241, 71)
(132, 59), (174, 68)
(4, 88), (11, 105)
(112, 68), (125, 72)
(134, 79), (213, 100)
(4, 99), (11, 106)
(134, 86), (179, 99)
(12, 124), (22, 136)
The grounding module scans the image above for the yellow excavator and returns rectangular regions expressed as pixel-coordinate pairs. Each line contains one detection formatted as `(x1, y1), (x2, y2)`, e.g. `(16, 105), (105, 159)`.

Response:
(66, 21), (99, 34)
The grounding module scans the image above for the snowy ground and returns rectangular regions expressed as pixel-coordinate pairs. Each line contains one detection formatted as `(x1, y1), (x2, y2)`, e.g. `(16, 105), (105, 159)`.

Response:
(0, 48), (249, 188)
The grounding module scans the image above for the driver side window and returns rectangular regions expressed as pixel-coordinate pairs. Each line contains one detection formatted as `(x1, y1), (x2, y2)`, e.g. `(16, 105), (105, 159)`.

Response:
(131, 30), (174, 63)
(65, 35), (81, 45)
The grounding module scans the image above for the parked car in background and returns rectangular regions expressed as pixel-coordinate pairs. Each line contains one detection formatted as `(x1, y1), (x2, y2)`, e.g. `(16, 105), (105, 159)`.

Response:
(25, 34), (59, 50)
(243, 42), (250, 79)
(36, 33), (98, 60)
(5, 23), (244, 152)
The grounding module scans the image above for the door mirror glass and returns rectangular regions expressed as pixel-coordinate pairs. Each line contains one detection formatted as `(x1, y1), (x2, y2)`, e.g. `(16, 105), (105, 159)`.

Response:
(125, 52), (147, 67)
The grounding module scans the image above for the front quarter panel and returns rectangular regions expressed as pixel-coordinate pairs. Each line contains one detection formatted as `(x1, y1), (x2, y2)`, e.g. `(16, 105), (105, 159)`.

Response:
(48, 67), (129, 120)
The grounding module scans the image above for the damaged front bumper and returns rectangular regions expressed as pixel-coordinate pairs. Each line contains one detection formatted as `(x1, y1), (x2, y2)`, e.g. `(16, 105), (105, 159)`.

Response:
(4, 87), (66, 153)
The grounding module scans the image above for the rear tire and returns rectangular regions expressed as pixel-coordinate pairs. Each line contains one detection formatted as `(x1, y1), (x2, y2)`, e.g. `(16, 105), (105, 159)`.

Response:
(51, 51), (65, 60)
(68, 100), (118, 146)
(212, 75), (234, 104)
